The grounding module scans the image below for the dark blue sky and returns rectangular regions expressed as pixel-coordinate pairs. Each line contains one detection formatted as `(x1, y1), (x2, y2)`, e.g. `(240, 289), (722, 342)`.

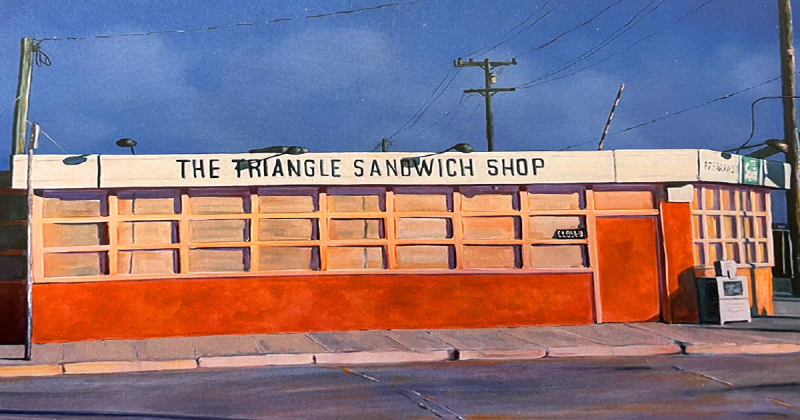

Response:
(0, 0), (793, 217)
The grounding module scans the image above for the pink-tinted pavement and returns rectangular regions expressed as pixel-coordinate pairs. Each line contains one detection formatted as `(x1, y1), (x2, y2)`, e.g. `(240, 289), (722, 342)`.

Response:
(1, 318), (799, 378)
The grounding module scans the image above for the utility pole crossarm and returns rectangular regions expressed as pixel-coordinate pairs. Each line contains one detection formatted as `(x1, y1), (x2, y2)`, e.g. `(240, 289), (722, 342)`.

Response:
(453, 57), (517, 68)
(464, 88), (517, 94)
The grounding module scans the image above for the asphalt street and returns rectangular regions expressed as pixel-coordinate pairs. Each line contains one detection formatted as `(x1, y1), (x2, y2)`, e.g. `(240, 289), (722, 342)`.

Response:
(0, 354), (798, 419)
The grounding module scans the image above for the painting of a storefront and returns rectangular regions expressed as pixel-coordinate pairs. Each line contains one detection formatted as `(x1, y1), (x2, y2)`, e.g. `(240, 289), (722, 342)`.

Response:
(0, 148), (788, 343)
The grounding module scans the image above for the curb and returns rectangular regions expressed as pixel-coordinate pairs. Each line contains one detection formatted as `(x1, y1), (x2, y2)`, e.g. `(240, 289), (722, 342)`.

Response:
(0, 365), (62, 378)
(457, 348), (546, 361)
(63, 359), (198, 375)
(1, 342), (799, 379)
(547, 344), (682, 358)
(199, 354), (314, 368)
(684, 343), (800, 355)
(315, 350), (450, 365)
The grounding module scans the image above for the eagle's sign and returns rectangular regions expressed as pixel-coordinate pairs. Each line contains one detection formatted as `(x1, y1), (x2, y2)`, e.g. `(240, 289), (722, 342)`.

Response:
(554, 229), (587, 240)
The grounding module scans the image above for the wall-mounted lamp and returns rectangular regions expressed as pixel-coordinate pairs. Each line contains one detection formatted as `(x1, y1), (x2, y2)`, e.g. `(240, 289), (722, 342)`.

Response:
(237, 145), (310, 172)
(248, 145), (308, 155)
(115, 138), (137, 155)
(400, 143), (474, 168)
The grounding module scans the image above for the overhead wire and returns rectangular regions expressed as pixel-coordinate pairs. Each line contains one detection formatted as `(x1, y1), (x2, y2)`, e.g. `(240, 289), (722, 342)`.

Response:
(25, 121), (69, 153)
(465, 0), (556, 57)
(384, 69), (461, 141)
(449, 100), (484, 143)
(522, 0), (627, 55)
(409, 93), (474, 138)
(523, 0), (717, 89)
(517, 0), (668, 89)
(559, 74), (783, 151)
(0, 93), (24, 119)
(734, 94), (800, 153)
(32, 0), (423, 42)
(468, 0), (568, 58)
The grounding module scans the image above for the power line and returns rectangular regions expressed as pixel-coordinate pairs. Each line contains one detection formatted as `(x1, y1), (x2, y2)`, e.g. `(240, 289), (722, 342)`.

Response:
(0, 93), (24, 119)
(410, 93), (475, 138)
(306, 0), (422, 18)
(522, 0), (717, 89)
(518, 0), (668, 89)
(735, 95), (800, 152)
(468, 0), (568, 58)
(386, 68), (462, 141)
(25, 121), (69, 153)
(521, 0), (627, 55)
(465, 0), (556, 57)
(32, 0), (423, 42)
(559, 74), (783, 151)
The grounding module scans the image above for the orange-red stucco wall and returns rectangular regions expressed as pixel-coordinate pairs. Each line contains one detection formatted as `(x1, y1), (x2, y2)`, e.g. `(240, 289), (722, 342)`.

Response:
(32, 273), (594, 343)
(660, 202), (699, 323)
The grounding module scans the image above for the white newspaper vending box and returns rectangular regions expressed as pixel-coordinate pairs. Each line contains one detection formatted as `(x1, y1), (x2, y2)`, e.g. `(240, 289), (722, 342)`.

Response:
(697, 260), (752, 325)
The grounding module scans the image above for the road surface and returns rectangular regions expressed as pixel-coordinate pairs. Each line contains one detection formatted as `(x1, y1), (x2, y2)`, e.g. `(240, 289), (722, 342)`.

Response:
(0, 354), (798, 419)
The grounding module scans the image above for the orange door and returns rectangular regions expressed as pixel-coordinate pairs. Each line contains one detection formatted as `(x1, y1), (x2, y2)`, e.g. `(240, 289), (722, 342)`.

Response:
(595, 217), (661, 322)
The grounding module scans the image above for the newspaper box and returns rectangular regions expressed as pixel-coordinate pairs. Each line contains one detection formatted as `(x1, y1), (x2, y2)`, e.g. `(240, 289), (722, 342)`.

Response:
(697, 260), (752, 325)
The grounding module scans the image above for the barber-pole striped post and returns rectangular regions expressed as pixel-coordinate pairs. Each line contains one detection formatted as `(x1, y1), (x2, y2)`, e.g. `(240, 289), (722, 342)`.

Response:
(598, 83), (625, 151)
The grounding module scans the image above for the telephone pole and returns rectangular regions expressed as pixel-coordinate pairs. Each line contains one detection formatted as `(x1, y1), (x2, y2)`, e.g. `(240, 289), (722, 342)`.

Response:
(777, 0), (800, 296)
(12, 38), (34, 161)
(454, 57), (517, 152)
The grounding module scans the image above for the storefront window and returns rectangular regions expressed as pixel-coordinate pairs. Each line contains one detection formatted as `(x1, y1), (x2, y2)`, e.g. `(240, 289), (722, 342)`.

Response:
(691, 186), (771, 266)
(33, 185), (608, 280)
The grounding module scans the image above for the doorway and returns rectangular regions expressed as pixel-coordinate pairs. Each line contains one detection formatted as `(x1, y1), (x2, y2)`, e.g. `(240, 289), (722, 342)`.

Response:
(595, 216), (661, 322)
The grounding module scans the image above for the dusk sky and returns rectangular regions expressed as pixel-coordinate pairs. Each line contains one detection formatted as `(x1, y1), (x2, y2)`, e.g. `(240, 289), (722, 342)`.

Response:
(0, 0), (794, 217)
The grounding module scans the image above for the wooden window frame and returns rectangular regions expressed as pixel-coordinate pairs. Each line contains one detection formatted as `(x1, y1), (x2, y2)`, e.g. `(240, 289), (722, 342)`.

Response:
(691, 185), (773, 268)
(33, 184), (662, 283)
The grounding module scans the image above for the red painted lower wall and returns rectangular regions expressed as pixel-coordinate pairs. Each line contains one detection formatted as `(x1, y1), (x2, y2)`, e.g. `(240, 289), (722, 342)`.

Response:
(660, 202), (699, 323)
(0, 281), (25, 344)
(32, 273), (594, 343)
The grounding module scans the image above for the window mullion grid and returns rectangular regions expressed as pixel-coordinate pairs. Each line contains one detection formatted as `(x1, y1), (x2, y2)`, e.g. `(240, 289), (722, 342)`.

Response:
(386, 190), (397, 270)
(700, 188), (711, 266)
(318, 191), (329, 271)
(107, 194), (118, 276)
(453, 188), (464, 269)
(179, 192), (190, 274)
(766, 188), (774, 264)
(249, 190), (259, 273)
(519, 187), (531, 270)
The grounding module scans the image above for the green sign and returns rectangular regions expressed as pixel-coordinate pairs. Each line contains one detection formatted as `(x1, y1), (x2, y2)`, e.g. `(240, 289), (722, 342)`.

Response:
(741, 156), (761, 185)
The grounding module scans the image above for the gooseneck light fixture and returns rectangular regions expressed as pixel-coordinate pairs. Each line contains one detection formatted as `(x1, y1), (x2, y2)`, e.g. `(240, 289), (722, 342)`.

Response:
(237, 145), (310, 172)
(115, 138), (138, 155)
(400, 143), (474, 168)
(248, 145), (308, 155)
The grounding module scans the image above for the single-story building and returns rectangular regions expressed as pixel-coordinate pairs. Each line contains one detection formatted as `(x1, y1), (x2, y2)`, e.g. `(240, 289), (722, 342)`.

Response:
(0, 148), (788, 343)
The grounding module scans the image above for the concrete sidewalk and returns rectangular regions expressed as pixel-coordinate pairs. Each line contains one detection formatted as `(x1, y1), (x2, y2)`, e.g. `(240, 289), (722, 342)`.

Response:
(1, 319), (800, 378)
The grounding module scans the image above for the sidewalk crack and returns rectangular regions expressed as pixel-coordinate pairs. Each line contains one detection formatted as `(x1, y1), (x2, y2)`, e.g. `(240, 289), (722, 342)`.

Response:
(341, 367), (465, 420)
(499, 329), (545, 347)
(305, 333), (333, 353)
(426, 330), (457, 348)
(379, 332), (413, 351)
(246, 335), (264, 354)
(553, 327), (609, 346)
(625, 323), (681, 345)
